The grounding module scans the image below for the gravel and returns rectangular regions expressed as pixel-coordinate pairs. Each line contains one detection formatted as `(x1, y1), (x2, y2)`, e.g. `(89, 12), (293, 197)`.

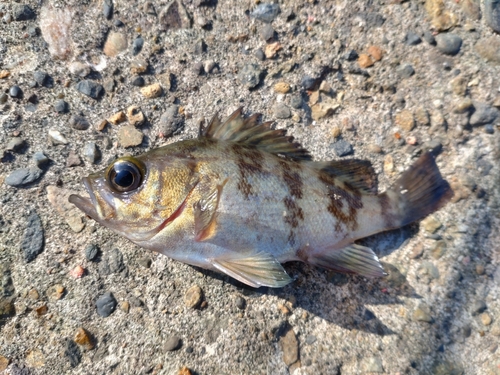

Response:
(75, 80), (104, 99)
(331, 139), (353, 157)
(20, 212), (44, 262)
(435, 33), (463, 55)
(96, 292), (117, 317)
(405, 31), (421, 45)
(485, 0), (500, 33)
(5, 167), (43, 187)
(8, 86), (22, 98)
(251, 3), (280, 23)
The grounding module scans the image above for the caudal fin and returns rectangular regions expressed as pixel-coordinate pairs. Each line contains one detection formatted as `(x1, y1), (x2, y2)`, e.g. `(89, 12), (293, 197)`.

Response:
(390, 152), (453, 227)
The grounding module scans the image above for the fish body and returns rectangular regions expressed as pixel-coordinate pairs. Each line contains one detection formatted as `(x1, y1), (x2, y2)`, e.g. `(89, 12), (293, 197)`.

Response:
(70, 108), (452, 288)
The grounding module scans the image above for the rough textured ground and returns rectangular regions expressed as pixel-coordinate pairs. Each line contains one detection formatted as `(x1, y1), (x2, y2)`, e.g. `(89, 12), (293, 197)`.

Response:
(1, 0), (500, 374)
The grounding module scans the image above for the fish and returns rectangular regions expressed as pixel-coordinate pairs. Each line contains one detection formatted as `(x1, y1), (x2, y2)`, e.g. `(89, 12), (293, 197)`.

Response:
(69, 107), (453, 288)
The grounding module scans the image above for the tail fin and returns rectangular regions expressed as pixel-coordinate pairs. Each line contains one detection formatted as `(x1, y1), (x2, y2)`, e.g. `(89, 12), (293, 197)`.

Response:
(390, 152), (453, 227)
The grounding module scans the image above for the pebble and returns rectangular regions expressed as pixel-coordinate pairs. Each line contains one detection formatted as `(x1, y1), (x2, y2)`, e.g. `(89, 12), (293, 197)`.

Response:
(140, 83), (163, 98)
(66, 151), (82, 167)
(193, 39), (206, 55)
(358, 54), (374, 68)
(397, 64), (415, 78)
(251, 3), (280, 23)
(421, 215), (442, 233)
(485, 0), (500, 33)
(471, 300), (487, 315)
(344, 49), (358, 61)
(280, 329), (299, 367)
(164, 336), (182, 351)
(108, 111), (127, 125)
(409, 243), (424, 259)
(34, 71), (49, 86)
(132, 37), (144, 55)
(5, 138), (25, 152)
(0, 70), (10, 79)
(137, 257), (152, 268)
(178, 367), (192, 375)
(254, 48), (265, 61)
(450, 75), (467, 96)
(0, 93), (7, 104)
(274, 82), (291, 94)
(96, 292), (117, 317)
(405, 31), (422, 45)
(234, 296), (246, 310)
(159, 105), (183, 137)
(127, 105), (146, 127)
(104, 32), (127, 57)
(69, 62), (91, 77)
(74, 328), (95, 350)
(118, 125), (144, 147)
(20, 212), (44, 262)
(76, 80), (104, 99)
(367, 45), (383, 61)
(435, 33), (462, 55)
(290, 95), (302, 109)
(264, 42), (281, 59)
(64, 339), (81, 368)
(273, 103), (291, 119)
(0, 299), (15, 321)
(83, 142), (100, 163)
(0, 356), (9, 371)
(453, 99), (473, 114)
(159, 0), (192, 30)
(5, 167), (43, 187)
(331, 139), (353, 157)
(480, 312), (492, 326)
(311, 101), (339, 120)
(54, 99), (69, 114)
(395, 110), (415, 131)
(301, 75), (316, 90)
(103, 0), (113, 19)
(418, 261), (440, 280)
(130, 75), (145, 87)
(47, 186), (85, 232)
(430, 240), (447, 259)
(99, 248), (125, 275)
(85, 244), (100, 261)
(413, 305), (433, 322)
(9, 85), (22, 98)
(383, 154), (394, 175)
(46, 284), (65, 300)
(470, 102), (499, 126)
(475, 36), (500, 64)
(260, 24), (275, 42)
(361, 357), (384, 373)
(35, 305), (48, 316)
(184, 285), (203, 308)
(462, 0), (482, 20)
(203, 59), (216, 74)
(70, 265), (85, 279)
(70, 115), (90, 130)
(13, 4), (36, 21)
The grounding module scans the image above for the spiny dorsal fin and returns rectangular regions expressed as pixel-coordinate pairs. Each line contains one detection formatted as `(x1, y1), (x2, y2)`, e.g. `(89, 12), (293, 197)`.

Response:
(311, 159), (378, 194)
(200, 107), (312, 161)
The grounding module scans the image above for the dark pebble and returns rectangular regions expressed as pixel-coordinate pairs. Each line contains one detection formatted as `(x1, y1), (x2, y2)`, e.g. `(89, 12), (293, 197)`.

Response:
(192, 62), (204, 75)
(260, 24), (275, 42)
(160, 105), (184, 137)
(70, 115), (89, 130)
(485, 124), (495, 134)
(113, 19), (124, 27)
(32, 152), (49, 168)
(164, 336), (182, 351)
(137, 257), (152, 268)
(54, 99), (69, 114)
(75, 80), (104, 99)
(83, 142), (100, 164)
(423, 31), (436, 45)
(0, 93), (8, 104)
(103, 78), (115, 92)
(194, 39), (207, 54)
(103, 0), (113, 19)
(130, 76), (145, 87)
(273, 103), (292, 119)
(254, 48), (265, 61)
(20, 212), (44, 263)
(405, 31), (421, 46)
(397, 64), (415, 78)
(96, 292), (117, 317)
(99, 248), (125, 275)
(470, 102), (499, 126)
(331, 139), (354, 157)
(85, 244), (100, 261)
(485, 0), (500, 33)
(238, 63), (262, 89)
(422, 139), (443, 154)
(28, 27), (38, 37)
(435, 33), (462, 55)
(5, 167), (43, 187)
(290, 95), (302, 109)
(301, 75), (316, 90)
(34, 71), (49, 86)
(28, 81), (38, 89)
(9, 86), (22, 99)
(235, 296), (246, 310)
(251, 3), (280, 23)
(13, 4), (36, 21)
(64, 339), (81, 367)
(344, 49), (359, 61)
(471, 300), (487, 315)
(132, 37), (144, 55)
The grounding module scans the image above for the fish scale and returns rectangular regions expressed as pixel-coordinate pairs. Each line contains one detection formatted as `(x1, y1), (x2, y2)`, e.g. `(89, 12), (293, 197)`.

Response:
(70, 107), (453, 288)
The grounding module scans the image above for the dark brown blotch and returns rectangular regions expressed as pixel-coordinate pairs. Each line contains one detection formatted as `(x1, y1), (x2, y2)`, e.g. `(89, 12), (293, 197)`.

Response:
(232, 144), (265, 198)
(279, 160), (304, 199)
(378, 192), (397, 230)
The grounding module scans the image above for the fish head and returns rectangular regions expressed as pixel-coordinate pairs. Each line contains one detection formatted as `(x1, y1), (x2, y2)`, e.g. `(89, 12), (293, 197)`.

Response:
(69, 152), (199, 243)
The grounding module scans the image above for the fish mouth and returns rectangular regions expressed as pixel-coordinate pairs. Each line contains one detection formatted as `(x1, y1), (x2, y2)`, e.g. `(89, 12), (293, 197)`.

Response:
(68, 177), (100, 220)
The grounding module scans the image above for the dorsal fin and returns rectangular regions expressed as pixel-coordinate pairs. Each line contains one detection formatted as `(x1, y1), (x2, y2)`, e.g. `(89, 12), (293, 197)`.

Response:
(312, 159), (378, 194)
(200, 107), (311, 161)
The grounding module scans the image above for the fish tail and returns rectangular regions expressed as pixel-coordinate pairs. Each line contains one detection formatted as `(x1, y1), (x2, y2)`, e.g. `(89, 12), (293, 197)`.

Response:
(385, 151), (453, 228)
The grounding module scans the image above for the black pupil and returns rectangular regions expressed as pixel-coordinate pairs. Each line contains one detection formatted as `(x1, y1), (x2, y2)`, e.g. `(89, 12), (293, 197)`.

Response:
(113, 163), (136, 188)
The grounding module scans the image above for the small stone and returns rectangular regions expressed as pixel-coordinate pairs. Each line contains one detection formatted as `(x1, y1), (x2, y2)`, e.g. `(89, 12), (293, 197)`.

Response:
(254, 48), (265, 61)
(331, 126), (341, 139)
(137, 257), (152, 268)
(423, 30), (436, 45)
(108, 111), (127, 125)
(69, 62), (91, 77)
(238, 63), (262, 89)
(301, 75), (316, 90)
(0, 70), (10, 79)
(74, 328), (95, 350)
(260, 24), (275, 42)
(69, 115), (89, 131)
(405, 31), (421, 46)
(66, 151), (82, 167)
(358, 54), (374, 68)
(265, 42), (281, 59)
(33, 152), (49, 169)
(280, 329), (299, 366)
(0, 299), (15, 321)
(184, 285), (203, 309)
(9, 85), (22, 99)
(5, 167), (43, 187)
(273, 103), (291, 119)
(453, 98), (473, 114)
(20, 212), (44, 262)
(99, 248), (125, 276)
(395, 110), (415, 131)
(130, 75), (145, 87)
(331, 139), (353, 157)
(54, 99), (69, 114)
(397, 64), (415, 78)
(480, 312), (492, 326)
(85, 244), (100, 261)
(0, 355), (9, 371)
(46, 284), (65, 300)
(5, 138), (25, 152)
(70, 265), (85, 279)
(421, 215), (442, 233)
(290, 95), (302, 109)
(251, 3), (280, 23)
(178, 367), (192, 375)
(367, 144), (382, 154)
(475, 36), (500, 64)
(476, 264), (485, 275)
(132, 37), (144, 55)
(127, 106), (145, 127)
(120, 301), (130, 313)
(193, 39), (206, 54)
(35, 304), (48, 316)
(430, 240), (447, 259)
(76, 80), (104, 99)
(471, 300), (487, 315)
(118, 125), (143, 147)
(96, 292), (117, 317)
(0, 93), (8, 104)
(159, 105), (183, 137)
(383, 154), (394, 175)
(47, 186), (85, 233)
(203, 59), (216, 74)
(83, 142), (100, 164)
(104, 32), (127, 57)
(130, 59), (149, 74)
(235, 296), (246, 310)
(159, 0), (192, 30)
(311, 102), (339, 120)
(413, 306), (433, 322)
(26, 348), (45, 368)
(34, 71), (49, 86)
(435, 33), (462, 55)
(361, 357), (384, 373)
(409, 243), (424, 259)
(470, 102), (499, 126)
(450, 75), (467, 96)
(367, 45), (383, 61)
(164, 336), (182, 351)
(103, 0), (113, 19)
(28, 289), (40, 300)
(64, 339), (81, 367)
(13, 4), (36, 21)
(485, 0), (500, 33)
(140, 83), (163, 98)
(274, 82), (291, 94)
(103, 78), (116, 92)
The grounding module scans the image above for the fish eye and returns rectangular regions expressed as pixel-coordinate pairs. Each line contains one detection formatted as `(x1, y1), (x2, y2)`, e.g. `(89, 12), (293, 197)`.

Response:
(106, 159), (145, 193)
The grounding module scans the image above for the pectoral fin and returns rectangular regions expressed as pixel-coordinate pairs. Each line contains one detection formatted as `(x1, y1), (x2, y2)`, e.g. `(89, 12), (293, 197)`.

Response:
(194, 180), (227, 242)
(309, 244), (386, 278)
(210, 252), (292, 288)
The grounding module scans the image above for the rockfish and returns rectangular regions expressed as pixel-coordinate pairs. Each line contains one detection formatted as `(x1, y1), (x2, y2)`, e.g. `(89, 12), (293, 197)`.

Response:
(69, 108), (452, 288)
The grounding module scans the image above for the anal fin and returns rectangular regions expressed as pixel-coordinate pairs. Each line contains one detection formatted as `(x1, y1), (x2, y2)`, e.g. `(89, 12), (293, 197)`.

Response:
(309, 244), (386, 278)
(210, 252), (292, 288)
